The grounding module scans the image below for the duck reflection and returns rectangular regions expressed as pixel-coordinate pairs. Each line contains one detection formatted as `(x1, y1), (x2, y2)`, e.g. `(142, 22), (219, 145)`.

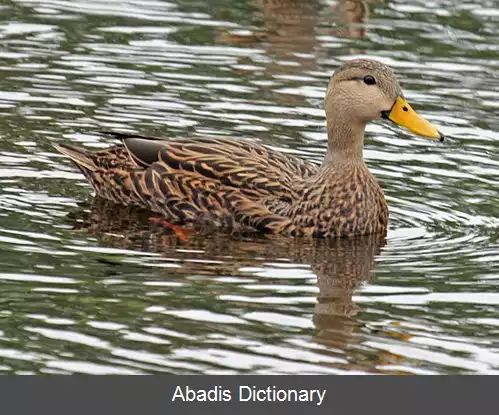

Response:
(329, 0), (385, 39)
(68, 197), (389, 372)
(218, 0), (383, 47)
(217, 0), (384, 107)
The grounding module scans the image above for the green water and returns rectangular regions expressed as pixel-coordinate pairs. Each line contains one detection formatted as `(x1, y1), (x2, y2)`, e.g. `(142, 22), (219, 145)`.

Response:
(0, 0), (498, 374)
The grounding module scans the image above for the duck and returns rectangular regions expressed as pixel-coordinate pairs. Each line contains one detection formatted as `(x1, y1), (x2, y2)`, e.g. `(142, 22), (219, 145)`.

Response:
(54, 59), (443, 238)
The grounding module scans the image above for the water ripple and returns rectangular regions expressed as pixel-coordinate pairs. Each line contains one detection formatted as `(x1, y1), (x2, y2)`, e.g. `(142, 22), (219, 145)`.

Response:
(0, 0), (498, 374)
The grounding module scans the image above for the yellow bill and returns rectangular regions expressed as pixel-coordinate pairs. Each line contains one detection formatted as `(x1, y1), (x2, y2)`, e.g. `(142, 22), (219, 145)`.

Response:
(386, 96), (443, 141)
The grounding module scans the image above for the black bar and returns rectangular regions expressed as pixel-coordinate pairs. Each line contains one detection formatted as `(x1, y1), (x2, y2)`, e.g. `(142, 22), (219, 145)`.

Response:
(0, 376), (495, 415)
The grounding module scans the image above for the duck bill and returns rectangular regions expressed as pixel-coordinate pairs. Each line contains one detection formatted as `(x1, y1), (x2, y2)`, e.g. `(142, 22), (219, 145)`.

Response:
(385, 96), (443, 141)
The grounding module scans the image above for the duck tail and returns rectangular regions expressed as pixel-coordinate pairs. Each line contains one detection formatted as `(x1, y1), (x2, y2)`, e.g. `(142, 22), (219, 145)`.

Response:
(53, 143), (97, 172)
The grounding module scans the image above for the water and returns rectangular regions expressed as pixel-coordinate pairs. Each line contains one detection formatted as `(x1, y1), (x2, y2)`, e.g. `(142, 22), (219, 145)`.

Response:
(0, 0), (498, 374)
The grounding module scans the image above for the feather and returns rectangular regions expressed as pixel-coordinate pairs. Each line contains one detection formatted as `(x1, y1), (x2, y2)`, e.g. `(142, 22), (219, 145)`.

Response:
(54, 132), (387, 237)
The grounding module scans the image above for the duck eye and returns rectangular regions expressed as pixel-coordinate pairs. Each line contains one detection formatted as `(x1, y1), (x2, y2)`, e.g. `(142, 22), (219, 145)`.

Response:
(363, 75), (376, 85)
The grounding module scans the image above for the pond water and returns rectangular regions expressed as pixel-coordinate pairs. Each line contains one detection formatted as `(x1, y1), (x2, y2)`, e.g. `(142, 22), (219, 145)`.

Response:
(0, 0), (498, 374)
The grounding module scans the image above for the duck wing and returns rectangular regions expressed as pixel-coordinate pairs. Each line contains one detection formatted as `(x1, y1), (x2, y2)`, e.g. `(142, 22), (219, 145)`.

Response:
(55, 132), (318, 233)
(102, 131), (318, 202)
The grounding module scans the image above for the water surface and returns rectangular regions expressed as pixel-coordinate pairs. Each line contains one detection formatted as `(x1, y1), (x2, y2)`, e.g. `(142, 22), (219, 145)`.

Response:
(0, 0), (498, 374)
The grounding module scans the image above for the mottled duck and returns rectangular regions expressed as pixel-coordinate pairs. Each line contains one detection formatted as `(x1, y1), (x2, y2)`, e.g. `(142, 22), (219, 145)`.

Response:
(55, 59), (443, 238)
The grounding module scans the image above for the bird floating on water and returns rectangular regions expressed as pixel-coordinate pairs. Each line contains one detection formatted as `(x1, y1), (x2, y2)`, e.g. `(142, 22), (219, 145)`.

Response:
(55, 59), (443, 238)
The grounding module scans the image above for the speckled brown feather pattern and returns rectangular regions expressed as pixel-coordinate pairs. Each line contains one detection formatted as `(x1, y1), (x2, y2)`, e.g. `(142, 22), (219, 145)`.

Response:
(285, 164), (388, 237)
(55, 132), (387, 237)
(54, 59), (436, 238)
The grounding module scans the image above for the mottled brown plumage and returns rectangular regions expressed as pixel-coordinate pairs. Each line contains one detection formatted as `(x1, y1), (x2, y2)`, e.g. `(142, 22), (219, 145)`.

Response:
(54, 59), (442, 238)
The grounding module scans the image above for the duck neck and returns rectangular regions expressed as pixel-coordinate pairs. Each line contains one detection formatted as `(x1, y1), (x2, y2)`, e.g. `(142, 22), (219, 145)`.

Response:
(322, 110), (366, 168)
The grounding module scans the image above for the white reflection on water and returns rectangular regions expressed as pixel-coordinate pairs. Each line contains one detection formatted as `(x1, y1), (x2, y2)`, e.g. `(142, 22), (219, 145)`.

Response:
(0, 0), (498, 374)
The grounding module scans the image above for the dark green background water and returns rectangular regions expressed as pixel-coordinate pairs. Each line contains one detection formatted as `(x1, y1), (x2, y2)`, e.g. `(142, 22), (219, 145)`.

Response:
(0, 0), (498, 374)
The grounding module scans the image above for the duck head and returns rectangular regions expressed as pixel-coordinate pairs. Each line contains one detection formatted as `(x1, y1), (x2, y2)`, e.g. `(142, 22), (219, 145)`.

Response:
(324, 59), (442, 164)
